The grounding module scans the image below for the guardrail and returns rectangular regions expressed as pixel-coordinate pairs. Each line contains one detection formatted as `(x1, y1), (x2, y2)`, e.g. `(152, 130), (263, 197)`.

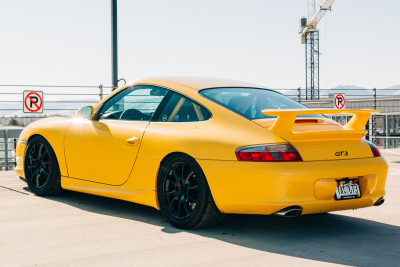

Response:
(0, 128), (23, 170)
(0, 85), (399, 170)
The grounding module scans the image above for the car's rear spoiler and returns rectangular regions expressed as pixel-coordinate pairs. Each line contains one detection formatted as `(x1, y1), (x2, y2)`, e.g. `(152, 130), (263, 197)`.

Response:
(261, 109), (379, 141)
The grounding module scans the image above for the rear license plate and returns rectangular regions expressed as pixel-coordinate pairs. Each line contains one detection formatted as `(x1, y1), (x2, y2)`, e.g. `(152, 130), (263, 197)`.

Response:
(335, 179), (361, 200)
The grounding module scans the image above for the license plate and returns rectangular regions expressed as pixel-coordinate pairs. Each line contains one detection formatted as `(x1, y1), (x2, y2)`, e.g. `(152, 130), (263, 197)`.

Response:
(335, 179), (361, 200)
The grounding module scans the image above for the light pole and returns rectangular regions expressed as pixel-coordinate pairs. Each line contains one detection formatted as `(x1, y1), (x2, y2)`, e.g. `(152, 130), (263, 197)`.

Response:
(111, 0), (118, 90)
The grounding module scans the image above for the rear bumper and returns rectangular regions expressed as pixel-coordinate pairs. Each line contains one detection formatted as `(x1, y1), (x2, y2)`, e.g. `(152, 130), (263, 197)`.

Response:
(198, 157), (388, 215)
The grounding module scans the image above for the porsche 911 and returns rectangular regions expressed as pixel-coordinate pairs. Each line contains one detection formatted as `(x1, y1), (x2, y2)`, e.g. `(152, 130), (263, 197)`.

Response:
(15, 77), (388, 229)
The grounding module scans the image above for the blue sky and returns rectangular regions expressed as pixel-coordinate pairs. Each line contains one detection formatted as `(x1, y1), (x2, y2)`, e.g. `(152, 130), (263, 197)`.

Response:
(1, 0), (399, 89)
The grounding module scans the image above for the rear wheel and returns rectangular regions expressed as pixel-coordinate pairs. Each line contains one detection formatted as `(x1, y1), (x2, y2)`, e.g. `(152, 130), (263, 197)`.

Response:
(24, 136), (63, 196)
(157, 154), (224, 229)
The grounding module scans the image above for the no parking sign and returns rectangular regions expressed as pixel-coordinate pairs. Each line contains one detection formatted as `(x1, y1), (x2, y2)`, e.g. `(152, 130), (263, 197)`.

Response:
(334, 93), (346, 109)
(23, 91), (43, 113)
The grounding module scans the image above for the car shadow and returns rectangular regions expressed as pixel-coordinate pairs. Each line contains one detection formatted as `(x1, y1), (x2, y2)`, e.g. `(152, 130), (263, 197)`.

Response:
(28, 188), (400, 266)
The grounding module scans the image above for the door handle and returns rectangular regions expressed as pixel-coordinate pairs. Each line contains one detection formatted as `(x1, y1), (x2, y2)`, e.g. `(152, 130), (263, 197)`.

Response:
(126, 137), (140, 146)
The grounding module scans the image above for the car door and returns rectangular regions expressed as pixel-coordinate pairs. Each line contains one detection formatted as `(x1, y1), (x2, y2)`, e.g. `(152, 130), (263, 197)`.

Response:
(64, 85), (168, 185)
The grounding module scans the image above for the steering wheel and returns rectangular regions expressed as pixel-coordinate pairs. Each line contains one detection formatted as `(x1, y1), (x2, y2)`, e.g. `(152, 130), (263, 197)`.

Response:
(120, 109), (150, 121)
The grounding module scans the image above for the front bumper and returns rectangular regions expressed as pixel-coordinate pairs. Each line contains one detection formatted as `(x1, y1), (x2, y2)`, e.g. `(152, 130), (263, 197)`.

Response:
(15, 141), (27, 178)
(198, 157), (388, 215)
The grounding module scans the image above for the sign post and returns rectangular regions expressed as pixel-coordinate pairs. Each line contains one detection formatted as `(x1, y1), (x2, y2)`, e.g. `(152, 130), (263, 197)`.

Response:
(23, 91), (43, 113)
(334, 93), (346, 109)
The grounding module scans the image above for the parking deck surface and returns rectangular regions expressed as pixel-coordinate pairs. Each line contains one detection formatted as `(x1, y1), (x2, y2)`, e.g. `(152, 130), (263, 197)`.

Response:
(1, 149), (399, 266)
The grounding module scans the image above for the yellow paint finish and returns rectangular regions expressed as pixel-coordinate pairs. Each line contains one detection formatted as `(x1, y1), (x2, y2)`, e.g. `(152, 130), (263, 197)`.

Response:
(16, 117), (73, 177)
(359, 174), (378, 195)
(290, 123), (343, 132)
(281, 130), (367, 143)
(64, 119), (148, 185)
(289, 140), (373, 161)
(314, 179), (337, 200)
(254, 119), (374, 161)
(255, 114), (375, 161)
(14, 140), (26, 177)
(198, 156), (387, 215)
(262, 109), (379, 134)
(253, 118), (343, 132)
(344, 111), (375, 131)
(61, 176), (157, 208)
(124, 116), (284, 193)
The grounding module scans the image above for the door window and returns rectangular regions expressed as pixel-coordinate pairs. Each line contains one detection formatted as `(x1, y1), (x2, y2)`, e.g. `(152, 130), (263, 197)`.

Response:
(99, 85), (168, 121)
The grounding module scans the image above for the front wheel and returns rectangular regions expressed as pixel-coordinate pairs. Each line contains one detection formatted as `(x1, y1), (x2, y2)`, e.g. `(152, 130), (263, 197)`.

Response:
(24, 136), (63, 196)
(157, 154), (224, 229)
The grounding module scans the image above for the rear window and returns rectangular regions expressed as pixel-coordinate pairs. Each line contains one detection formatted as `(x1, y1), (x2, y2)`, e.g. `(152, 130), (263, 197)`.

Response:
(200, 87), (312, 120)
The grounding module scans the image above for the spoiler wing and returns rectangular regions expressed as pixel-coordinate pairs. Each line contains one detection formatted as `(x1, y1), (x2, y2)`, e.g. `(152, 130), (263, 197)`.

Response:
(262, 109), (379, 137)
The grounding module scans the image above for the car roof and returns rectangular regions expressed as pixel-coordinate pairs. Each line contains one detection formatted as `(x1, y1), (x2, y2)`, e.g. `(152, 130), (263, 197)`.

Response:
(134, 76), (266, 91)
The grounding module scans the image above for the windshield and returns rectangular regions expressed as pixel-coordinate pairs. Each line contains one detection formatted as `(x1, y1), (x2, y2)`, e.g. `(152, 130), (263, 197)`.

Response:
(200, 87), (312, 120)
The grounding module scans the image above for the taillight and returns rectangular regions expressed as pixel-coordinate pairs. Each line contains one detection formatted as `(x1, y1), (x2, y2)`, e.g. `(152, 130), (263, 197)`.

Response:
(367, 141), (381, 157)
(235, 143), (303, 162)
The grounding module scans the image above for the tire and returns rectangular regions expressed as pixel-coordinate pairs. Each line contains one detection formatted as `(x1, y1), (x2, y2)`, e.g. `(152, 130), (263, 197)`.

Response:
(24, 136), (63, 196)
(157, 154), (224, 229)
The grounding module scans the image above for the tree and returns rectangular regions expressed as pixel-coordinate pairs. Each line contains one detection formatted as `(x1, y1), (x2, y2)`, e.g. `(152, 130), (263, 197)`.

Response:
(8, 118), (20, 126)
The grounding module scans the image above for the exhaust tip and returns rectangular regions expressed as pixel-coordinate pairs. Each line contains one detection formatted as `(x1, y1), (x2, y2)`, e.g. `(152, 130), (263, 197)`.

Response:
(374, 197), (385, 206)
(274, 206), (303, 217)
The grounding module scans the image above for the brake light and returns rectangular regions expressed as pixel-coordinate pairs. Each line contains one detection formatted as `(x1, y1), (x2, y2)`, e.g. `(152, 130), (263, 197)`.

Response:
(235, 143), (303, 162)
(367, 141), (381, 157)
(295, 119), (319, 123)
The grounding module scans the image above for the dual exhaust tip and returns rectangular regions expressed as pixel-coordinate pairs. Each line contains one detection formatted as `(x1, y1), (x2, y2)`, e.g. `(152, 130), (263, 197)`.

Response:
(275, 197), (385, 217)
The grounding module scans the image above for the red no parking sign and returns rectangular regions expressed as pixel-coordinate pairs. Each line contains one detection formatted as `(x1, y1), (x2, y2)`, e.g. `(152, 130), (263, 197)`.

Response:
(334, 93), (346, 109)
(23, 91), (43, 113)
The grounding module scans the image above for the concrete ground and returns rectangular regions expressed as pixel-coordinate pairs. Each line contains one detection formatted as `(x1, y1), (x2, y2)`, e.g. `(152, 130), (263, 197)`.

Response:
(1, 149), (399, 267)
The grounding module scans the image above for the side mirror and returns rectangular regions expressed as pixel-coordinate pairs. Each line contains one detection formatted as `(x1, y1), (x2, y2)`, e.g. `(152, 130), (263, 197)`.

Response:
(78, 106), (94, 119)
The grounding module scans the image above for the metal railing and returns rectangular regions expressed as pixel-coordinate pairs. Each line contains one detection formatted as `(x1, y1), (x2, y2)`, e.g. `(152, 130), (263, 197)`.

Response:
(0, 84), (115, 125)
(2, 85), (399, 119)
(0, 128), (23, 170)
(1, 85), (399, 170)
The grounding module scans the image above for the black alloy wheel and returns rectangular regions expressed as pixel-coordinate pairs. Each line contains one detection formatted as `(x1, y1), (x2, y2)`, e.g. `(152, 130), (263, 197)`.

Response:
(26, 142), (50, 189)
(163, 161), (199, 218)
(157, 154), (224, 229)
(24, 136), (63, 196)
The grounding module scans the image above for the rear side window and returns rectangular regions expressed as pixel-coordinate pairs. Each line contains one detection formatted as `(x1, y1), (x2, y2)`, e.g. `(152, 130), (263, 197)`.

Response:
(199, 87), (317, 120)
(154, 92), (211, 122)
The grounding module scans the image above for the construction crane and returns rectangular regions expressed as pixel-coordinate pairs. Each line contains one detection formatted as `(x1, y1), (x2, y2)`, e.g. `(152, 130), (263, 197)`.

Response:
(299, 0), (335, 100)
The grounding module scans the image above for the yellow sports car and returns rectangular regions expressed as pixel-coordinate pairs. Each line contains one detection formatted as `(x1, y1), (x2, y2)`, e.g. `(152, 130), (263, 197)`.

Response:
(15, 77), (388, 229)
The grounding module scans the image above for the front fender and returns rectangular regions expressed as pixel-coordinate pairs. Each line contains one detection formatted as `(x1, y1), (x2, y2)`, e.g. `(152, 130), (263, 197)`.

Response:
(16, 117), (75, 178)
